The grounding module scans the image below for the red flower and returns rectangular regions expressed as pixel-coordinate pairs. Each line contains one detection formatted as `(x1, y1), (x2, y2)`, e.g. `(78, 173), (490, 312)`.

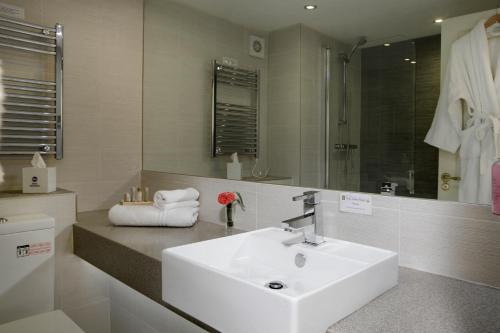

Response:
(218, 192), (237, 206)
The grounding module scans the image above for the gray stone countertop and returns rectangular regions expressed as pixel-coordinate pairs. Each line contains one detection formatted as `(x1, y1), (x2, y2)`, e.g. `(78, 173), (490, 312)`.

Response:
(75, 209), (241, 261)
(74, 210), (500, 333)
(328, 268), (500, 333)
(0, 188), (73, 199)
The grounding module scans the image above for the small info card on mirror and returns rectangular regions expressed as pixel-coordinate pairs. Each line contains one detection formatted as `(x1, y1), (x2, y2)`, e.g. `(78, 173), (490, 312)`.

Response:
(339, 192), (373, 215)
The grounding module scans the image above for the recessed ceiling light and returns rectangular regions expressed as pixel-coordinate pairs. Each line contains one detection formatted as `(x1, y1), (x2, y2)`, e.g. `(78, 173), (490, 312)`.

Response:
(404, 58), (410, 62)
(411, 60), (417, 64)
(433, 18), (444, 23)
(304, 4), (317, 10)
(383, 43), (391, 47)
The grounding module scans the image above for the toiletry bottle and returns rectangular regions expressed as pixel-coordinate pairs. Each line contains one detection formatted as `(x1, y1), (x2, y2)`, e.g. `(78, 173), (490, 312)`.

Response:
(136, 188), (143, 202)
(492, 160), (500, 214)
(131, 187), (137, 202)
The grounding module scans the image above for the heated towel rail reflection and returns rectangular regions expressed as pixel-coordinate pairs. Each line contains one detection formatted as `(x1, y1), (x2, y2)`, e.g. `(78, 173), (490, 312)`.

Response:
(0, 16), (63, 159)
(211, 61), (259, 157)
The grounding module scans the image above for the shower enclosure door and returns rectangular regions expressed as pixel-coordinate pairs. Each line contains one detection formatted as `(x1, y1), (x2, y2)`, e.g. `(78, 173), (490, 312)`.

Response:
(323, 36), (439, 197)
(359, 41), (417, 197)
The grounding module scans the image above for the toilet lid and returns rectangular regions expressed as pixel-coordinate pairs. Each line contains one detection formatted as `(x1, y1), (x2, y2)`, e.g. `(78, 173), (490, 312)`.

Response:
(0, 310), (84, 333)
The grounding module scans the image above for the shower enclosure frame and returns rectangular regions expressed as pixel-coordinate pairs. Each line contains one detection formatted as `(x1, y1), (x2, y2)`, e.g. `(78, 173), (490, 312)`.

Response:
(323, 47), (331, 188)
(324, 38), (366, 189)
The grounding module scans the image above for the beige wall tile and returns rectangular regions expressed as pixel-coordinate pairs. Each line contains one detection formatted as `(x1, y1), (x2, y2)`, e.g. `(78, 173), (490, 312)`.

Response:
(322, 202), (400, 252)
(400, 211), (500, 287)
(269, 25), (301, 55)
(143, 0), (268, 179)
(400, 197), (500, 223)
(0, 0), (144, 214)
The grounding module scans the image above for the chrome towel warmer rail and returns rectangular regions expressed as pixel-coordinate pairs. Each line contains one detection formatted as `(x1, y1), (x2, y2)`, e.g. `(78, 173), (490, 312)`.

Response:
(211, 61), (259, 157)
(0, 16), (63, 159)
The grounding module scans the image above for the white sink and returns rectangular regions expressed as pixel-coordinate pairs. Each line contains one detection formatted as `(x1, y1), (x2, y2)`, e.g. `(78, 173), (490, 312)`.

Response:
(162, 228), (398, 333)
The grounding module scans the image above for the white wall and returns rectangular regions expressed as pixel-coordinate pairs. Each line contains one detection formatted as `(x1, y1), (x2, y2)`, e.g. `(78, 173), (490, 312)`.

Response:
(0, 0), (144, 212)
(143, 170), (500, 289)
(0, 192), (110, 333)
(267, 25), (301, 185)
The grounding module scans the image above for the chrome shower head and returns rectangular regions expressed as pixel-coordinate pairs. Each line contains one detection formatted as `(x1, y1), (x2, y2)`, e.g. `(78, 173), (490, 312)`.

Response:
(356, 36), (368, 47)
(346, 36), (367, 61)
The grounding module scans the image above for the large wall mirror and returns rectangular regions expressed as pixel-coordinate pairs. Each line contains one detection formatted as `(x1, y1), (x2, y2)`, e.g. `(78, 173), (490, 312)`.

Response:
(143, 0), (497, 204)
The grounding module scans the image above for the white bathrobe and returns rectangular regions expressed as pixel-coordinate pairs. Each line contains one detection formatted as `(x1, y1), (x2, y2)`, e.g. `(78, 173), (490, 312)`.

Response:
(425, 20), (500, 205)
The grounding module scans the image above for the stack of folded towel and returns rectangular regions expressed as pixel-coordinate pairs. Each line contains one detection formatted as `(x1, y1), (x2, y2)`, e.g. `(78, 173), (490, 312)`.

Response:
(108, 188), (200, 227)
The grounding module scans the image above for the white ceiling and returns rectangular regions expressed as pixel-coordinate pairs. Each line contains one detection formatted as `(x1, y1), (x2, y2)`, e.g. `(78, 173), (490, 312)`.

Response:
(176, 0), (496, 45)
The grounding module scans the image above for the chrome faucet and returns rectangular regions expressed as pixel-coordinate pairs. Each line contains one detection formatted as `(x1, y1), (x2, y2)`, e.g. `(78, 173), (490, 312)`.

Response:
(282, 191), (324, 246)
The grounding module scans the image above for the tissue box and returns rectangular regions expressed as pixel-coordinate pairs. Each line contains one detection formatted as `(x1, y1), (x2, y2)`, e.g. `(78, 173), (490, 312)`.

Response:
(22, 167), (56, 193)
(227, 162), (242, 180)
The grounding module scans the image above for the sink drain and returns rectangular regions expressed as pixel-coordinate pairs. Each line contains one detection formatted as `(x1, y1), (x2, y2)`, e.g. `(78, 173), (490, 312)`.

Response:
(265, 281), (287, 290)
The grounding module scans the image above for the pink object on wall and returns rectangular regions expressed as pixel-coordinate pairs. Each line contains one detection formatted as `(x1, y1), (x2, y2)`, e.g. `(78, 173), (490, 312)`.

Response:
(0, 63), (4, 185)
(492, 160), (500, 214)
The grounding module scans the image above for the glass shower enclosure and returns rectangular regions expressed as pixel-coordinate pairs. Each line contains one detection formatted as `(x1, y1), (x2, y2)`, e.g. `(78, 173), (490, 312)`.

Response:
(325, 36), (440, 198)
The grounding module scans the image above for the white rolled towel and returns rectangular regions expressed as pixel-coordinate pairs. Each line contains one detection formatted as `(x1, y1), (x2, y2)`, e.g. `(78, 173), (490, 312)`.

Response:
(108, 205), (199, 227)
(154, 200), (200, 210)
(153, 188), (200, 205)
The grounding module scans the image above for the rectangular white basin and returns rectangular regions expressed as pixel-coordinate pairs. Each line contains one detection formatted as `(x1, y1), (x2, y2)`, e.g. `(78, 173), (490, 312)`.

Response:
(163, 228), (398, 333)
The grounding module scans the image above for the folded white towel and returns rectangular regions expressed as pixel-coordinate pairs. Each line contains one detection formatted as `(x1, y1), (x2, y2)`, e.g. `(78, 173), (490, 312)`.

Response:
(108, 205), (199, 227)
(153, 188), (200, 205)
(154, 200), (200, 210)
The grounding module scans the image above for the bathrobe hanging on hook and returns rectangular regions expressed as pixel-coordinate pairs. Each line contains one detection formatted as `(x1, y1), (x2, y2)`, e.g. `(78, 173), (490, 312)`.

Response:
(425, 19), (500, 205)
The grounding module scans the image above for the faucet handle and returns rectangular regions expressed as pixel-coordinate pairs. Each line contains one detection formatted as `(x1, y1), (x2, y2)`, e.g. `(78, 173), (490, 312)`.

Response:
(292, 191), (320, 204)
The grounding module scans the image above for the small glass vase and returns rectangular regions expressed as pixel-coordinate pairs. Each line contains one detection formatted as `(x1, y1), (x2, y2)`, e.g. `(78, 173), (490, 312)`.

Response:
(226, 203), (234, 228)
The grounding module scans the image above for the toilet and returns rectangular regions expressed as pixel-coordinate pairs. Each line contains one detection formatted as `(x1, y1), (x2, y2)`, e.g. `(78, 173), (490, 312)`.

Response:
(0, 214), (83, 332)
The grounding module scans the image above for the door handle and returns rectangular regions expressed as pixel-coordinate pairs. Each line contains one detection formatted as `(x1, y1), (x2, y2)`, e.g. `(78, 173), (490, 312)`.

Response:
(441, 173), (461, 191)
